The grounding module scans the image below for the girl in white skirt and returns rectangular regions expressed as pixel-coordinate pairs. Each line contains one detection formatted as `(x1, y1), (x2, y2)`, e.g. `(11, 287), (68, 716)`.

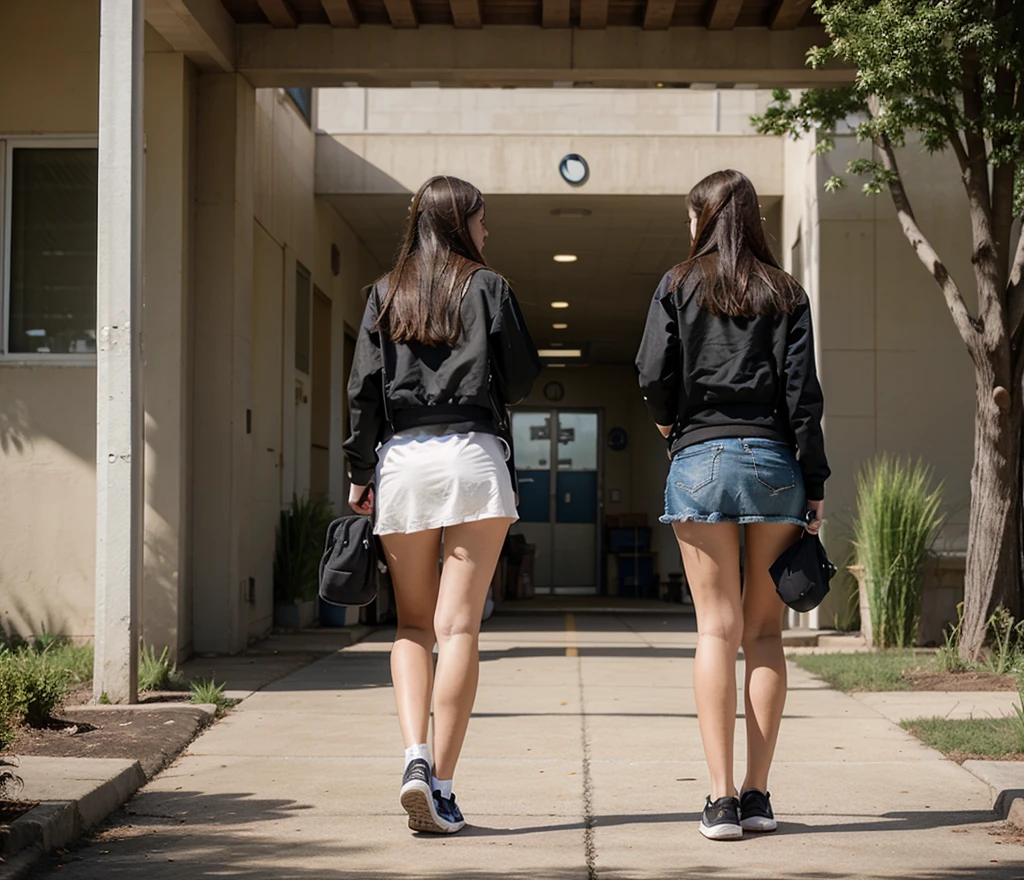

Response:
(343, 175), (541, 834)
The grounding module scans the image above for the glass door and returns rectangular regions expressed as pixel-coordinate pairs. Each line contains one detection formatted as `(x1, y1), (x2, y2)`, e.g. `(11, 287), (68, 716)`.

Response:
(511, 409), (600, 594)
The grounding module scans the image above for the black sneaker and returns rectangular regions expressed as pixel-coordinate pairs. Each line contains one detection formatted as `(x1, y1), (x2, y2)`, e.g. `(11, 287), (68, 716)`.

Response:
(740, 789), (777, 832)
(700, 795), (742, 840)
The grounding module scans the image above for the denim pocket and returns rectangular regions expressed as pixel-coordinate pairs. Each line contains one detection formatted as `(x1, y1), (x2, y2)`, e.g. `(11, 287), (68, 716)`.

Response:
(742, 440), (796, 495)
(673, 444), (723, 492)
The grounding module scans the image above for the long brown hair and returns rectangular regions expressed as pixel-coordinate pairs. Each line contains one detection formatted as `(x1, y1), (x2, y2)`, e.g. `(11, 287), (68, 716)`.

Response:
(671, 169), (799, 317)
(378, 175), (486, 346)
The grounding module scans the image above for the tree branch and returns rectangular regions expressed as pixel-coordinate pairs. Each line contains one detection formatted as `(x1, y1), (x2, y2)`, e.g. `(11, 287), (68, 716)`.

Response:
(875, 133), (979, 354)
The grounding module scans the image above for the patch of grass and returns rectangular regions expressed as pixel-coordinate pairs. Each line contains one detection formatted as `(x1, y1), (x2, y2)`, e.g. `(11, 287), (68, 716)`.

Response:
(139, 645), (183, 692)
(901, 716), (1024, 761)
(792, 650), (933, 692)
(38, 641), (94, 685)
(189, 678), (240, 715)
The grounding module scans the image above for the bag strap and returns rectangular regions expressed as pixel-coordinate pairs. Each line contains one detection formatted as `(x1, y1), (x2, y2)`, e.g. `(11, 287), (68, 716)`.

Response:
(375, 286), (393, 431)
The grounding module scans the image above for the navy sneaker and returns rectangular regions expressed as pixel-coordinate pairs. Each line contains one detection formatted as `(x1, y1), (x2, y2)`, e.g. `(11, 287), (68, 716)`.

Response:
(740, 789), (777, 832)
(399, 760), (465, 833)
(433, 791), (466, 833)
(700, 795), (742, 840)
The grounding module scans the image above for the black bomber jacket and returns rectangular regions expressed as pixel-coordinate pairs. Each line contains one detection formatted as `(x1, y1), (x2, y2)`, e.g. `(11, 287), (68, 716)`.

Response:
(343, 269), (542, 486)
(636, 269), (830, 500)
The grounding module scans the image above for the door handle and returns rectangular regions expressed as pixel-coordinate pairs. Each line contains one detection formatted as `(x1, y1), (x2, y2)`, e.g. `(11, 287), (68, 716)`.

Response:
(519, 477), (535, 484)
(564, 492), (571, 503)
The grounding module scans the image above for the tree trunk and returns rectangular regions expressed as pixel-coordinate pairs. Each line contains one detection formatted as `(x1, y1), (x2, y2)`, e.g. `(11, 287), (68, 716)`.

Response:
(960, 357), (1023, 662)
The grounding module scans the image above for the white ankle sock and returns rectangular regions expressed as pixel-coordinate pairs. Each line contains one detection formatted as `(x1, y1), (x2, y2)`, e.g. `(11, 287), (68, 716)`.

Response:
(404, 743), (431, 769)
(432, 776), (453, 799)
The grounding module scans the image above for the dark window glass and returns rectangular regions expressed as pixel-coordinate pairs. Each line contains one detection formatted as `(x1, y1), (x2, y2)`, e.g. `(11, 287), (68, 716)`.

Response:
(285, 88), (312, 125)
(9, 148), (98, 354)
(295, 263), (311, 374)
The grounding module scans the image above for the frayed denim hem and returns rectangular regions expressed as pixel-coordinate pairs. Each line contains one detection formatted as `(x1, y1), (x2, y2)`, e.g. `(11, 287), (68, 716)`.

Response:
(659, 512), (806, 527)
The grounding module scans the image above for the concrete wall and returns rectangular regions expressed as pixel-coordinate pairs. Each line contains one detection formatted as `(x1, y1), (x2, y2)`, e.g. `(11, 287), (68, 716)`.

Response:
(318, 87), (775, 136)
(783, 130), (977, 625)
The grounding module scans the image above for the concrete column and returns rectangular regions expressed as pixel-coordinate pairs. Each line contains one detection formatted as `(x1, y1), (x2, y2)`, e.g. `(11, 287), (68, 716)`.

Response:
(191, 73), (255, 655)
(142, 52), (195, 662)
(93, 0), (145, 703)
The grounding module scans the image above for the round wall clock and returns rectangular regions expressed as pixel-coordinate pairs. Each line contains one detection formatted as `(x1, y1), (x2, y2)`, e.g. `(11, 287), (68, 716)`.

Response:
(607, 427), (628, 451)
(544, 381), (565, 402)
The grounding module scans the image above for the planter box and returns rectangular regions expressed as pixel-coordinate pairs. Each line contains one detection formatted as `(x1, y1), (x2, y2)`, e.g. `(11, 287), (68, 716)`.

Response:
(319, 597), (359, 627)
(851, 552), (965, 648)
(274, 598), (318, 630)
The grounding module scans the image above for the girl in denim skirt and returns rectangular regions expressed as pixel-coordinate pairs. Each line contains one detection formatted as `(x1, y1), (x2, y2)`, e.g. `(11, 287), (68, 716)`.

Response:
(636, 169), (830, 840)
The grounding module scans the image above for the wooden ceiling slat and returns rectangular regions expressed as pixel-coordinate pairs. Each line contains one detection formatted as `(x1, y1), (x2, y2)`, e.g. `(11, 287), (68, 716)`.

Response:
(770, 0), (811, 29)
(321, 0), (359, 26)
(383, 0), (418, 26)
(642, 0), (677, 29)
(706, 0), (743, 29)
(256, 0), (299, 25)
(580, 0), (610, 28)
(450, 0), (482, 27)
(542, 0), (571, 28)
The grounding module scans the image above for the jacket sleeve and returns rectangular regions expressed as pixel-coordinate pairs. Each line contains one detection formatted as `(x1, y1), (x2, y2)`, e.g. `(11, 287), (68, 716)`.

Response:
(490, 282), (542, 405)
(635, 274), (681, 427)
(342, 289), (384, 486)
(784, 298), (830, 501)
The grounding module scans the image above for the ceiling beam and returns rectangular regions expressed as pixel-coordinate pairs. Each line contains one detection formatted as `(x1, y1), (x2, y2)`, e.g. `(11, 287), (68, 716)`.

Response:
(643, 0), (677, 30)
(384, 0), (419, 27)
(321, 0), (360, 27)
(145, 0), (236, 71)
(450, 0), (482, 28)
(257, 0), (298, 27)
(770, 0), (812, 29)
(542, 0), (571, 28)
(706, 0), (743, 30)
(580, 0), (610, 29)
(238, 25), (853, 88)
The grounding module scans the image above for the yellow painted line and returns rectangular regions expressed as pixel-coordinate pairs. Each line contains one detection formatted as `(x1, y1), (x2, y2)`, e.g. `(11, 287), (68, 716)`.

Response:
(565, 612), (578, 657)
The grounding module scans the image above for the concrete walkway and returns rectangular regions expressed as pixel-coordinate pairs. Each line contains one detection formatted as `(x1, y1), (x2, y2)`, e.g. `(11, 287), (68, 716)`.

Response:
(29, 613), (1022, 879)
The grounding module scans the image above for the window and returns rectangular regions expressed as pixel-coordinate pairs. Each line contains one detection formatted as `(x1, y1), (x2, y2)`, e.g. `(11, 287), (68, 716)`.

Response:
(285, 88), (312, 126)
(2, 140), (98, 359)
(295, 262), (311, 374)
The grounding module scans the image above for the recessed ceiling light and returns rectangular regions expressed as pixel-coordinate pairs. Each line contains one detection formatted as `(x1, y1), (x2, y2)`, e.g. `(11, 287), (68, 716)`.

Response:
(552, 323), (568, 329)
(553, 254), (578, 263)
(549, 364), (567, 368)
(551, 301), (570, 309)
(538, 349), (582, 358)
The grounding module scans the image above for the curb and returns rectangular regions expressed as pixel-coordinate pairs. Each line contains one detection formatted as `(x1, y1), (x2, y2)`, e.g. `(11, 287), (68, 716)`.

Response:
(961, 760), (1024, 829)
(1, 760), (145, 879)
(0, 704), (217, 879)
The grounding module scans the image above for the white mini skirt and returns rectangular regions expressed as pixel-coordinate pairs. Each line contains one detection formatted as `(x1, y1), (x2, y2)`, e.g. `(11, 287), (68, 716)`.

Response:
(374, 428), (518, 536)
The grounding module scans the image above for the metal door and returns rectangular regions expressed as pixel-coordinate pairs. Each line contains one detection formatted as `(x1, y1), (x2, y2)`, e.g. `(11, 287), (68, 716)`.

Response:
(511, 409), (600, 594)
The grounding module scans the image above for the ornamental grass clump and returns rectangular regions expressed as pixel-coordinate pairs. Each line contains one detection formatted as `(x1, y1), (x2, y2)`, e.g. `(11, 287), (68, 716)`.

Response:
(854, 456), (944, 649)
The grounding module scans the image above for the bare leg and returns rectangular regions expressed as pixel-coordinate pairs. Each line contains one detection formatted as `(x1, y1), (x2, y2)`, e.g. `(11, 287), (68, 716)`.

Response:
(741, 523), (802, 794)
(380, 529), (443, 749)
(431, 517), (514, 781)
(673, 522), (743, 801)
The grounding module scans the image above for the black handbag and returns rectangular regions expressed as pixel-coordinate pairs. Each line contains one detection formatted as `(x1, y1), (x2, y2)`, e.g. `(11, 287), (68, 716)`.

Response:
(769, 531), (836, 613)
(318, 511), (387, 607)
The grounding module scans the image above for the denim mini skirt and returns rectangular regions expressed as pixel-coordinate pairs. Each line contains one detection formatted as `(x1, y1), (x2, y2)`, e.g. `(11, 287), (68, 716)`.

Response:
(661, 438), (807, 527)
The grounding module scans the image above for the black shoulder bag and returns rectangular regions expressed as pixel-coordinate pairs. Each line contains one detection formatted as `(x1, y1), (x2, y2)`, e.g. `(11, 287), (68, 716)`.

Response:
(318, 293), (392, 607)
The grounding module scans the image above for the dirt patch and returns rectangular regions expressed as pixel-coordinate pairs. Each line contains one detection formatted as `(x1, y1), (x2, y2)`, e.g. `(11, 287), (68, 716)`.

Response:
(945, 750), (1024, 764)
(904, 670), (1018, 691)
(0, 800), (38, 825)
(12, 706), (211, 778)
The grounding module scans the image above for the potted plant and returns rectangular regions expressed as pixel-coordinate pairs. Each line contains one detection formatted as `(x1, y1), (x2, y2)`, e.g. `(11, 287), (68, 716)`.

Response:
(850, 455), (944, 648)
(273, 494), (335, 630)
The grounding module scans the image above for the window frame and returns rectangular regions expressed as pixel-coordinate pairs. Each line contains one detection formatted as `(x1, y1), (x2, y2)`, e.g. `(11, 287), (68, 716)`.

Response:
(1, 135), (100, 366)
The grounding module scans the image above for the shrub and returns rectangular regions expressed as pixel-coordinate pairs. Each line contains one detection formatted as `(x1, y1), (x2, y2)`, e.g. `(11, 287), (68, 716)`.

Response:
(273, 494), (335, 603)
(0, 650), (72, 730)
(853, 456), (944, 648)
